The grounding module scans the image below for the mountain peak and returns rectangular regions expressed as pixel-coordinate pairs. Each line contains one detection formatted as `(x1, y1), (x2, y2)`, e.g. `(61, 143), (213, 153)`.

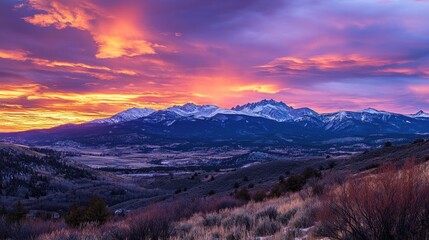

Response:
(90, 107), (156, 124)
(166, 103), (219, 117)
(230, 99), (319, 122)
(232, 99), (290, 111)
(361, 108), (390, 115)
(409, 110), (429, 118)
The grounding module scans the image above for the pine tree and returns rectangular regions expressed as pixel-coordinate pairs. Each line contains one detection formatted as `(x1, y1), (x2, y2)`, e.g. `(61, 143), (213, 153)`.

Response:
(8, 201), (27, 223)
(84, 196), (110, 225)
(64, 203), (83, 227)
(0, 205), (7, 216)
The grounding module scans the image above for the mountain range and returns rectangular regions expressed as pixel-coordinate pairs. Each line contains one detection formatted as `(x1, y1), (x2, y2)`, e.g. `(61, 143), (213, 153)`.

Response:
(1, 99), (428, 147)
(88, 99), (428, 125)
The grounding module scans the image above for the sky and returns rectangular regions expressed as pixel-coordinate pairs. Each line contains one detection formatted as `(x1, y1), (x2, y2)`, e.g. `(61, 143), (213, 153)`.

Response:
(1, 0), (429, 131)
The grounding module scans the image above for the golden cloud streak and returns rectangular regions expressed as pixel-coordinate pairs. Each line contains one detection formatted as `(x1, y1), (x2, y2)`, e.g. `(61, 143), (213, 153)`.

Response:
(0, 48), (137, 78)
(257, 54), (403, 72)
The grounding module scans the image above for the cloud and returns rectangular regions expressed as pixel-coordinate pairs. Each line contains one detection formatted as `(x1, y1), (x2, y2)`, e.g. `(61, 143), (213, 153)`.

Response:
(2, 0), (429, 131)
(0, 48), (137, 79)
(24, 0), (157, 58)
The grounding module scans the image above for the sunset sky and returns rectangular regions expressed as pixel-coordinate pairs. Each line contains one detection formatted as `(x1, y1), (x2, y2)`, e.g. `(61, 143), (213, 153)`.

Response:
(1, 0), (429, 131)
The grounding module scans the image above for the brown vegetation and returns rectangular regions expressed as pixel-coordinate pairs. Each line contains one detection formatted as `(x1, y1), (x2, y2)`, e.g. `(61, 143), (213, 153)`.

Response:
(317, 161), (429, 240)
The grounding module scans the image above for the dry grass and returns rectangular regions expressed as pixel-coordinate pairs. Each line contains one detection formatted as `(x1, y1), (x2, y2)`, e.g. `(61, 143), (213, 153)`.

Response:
(169, 193), (321, 239)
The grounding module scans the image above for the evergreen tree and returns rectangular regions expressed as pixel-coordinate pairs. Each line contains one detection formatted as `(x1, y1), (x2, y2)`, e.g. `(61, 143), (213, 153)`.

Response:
(84, 196), (110, 225)
(8, 201), (27, 223)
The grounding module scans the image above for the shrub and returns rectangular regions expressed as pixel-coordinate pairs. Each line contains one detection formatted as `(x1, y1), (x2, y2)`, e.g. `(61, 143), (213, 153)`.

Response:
(208, 190), (216, 196)
(222, 213), (252, 231)
(311, 184), (324, 196)
(384, 141), (393, 147)
(129, 197), (243, 240)
(256, 207), (278, 221)
(234, 188), (251, 202)
(65, 196), (110, 227)
(317, 161), (429, 240)
(302, 167), (322, 180)
(255, 219), (281, 236)
(285, 174), (306, 192)
(8, 201), (27, 223)
(252, 191), (267, 202)
(328, 161), (336, 169)
(279, 208), (297, 225)
(64, 204), (82, 227)
(202, 213), (222, 227)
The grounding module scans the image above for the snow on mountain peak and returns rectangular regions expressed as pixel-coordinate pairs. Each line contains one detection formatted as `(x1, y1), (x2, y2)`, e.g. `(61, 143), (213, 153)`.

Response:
(231, 99), (319, 122)
(409, 110), (429, 118)
(360, 108), (391, 115)
(90, 107), (156, 124)
(166, 103), (219, 117)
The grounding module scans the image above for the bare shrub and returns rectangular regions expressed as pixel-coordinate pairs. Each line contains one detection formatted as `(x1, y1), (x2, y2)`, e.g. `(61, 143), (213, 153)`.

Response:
(222, 213), (252, 231)
(279, 208), (297, 225)
(317, 161), (429, 240)
(252, 191), (267, 202)
(255, 206), (278, 221)
(290, 200), (319, 229)
(255, 219), (281, 236)
(127, 197), (242, 239)
(234, 188), (251, 202)
(202, 213), (221, 227)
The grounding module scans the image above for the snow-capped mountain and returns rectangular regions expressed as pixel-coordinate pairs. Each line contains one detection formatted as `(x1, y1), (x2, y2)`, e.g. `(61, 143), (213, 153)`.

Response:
(90, 107), (156, 124)
(4, 99), (429, 147)
(86, 100), (429, 134)
(322, 108), (416, 132)
(231, 99), (319, 122)
(409, 110), (429, 118)
(165, 103), (219, 118)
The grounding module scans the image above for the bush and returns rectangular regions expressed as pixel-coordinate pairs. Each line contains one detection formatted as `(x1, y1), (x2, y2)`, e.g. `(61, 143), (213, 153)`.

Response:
(8, 201), (27, 223)
(252, 191), (267, 202)
(317, 161), (429, 240)
(129, 197), (243, 240)
(65, 196), (110, 227)
(202, 213), (221, 227)
(311, 184), (324, 196)
(302, 167), (322, 180)
(234, 188), (250, 202)
(222, 213), (252, 231)
(328, 161), (336, 169)
(256, 207), (278, 221)
(279, 208), (297, 225)
(255, 219), (281, 236)
(285, 174), (306, 192)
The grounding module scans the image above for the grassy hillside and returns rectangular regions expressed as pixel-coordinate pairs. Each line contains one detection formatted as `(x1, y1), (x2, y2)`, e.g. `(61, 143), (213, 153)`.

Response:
(1, 140), (429, 239)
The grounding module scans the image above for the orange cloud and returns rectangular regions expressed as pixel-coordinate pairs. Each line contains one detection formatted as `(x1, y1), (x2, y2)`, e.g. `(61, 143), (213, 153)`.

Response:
(0, 48), (137, 79)
(24, 0), (157, 58)
(0, 49), (29, 61)
(257, 54), (402, 74)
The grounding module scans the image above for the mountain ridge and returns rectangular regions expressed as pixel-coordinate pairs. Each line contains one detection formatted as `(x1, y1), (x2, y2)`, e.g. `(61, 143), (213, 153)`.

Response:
(1, 99), (428, 148)
(87, 99), (428, 126)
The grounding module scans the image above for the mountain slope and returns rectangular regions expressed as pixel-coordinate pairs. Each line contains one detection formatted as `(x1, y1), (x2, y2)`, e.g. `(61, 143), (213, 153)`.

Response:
(90, 107), (156, 124)
(232, 99), (319, 122)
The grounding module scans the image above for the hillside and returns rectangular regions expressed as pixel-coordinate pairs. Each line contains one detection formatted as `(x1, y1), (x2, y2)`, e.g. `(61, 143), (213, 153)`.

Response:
(1, 140), (429, 239)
